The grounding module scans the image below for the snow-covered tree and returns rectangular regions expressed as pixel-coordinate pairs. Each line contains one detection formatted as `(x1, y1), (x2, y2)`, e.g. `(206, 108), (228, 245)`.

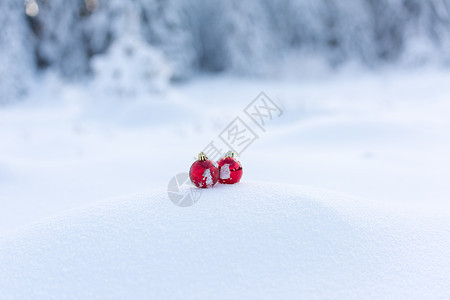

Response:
(2, 0), (450, 102)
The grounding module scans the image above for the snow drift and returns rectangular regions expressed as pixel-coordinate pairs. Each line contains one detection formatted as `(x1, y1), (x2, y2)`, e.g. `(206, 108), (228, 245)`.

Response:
(0, 182), (449, 298)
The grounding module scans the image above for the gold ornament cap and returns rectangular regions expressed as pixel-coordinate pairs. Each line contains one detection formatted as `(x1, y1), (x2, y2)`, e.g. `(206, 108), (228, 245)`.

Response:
(225, 150), (236, 158)
(197, 152), (208, 161)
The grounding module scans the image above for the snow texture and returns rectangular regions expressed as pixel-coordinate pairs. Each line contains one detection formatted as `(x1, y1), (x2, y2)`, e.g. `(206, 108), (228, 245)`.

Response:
(0, 182), (448, 299)
(203, 168), (213, 187)
(220, 163), (231, 180)
(1, 69), (450, 234)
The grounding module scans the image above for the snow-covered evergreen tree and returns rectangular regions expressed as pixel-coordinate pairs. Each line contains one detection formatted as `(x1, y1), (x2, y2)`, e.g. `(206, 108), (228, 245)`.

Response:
(0, 0), (33, 103)
(1, 0), (450, 101)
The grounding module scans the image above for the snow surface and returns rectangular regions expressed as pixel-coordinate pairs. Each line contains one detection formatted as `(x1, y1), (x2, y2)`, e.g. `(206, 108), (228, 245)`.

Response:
(1, 68), (450, 235)
(219, 163), (231, 180)
(203, 168), (213, 187)
(2, 1), (450, 296)
(0, 182), (448, 299)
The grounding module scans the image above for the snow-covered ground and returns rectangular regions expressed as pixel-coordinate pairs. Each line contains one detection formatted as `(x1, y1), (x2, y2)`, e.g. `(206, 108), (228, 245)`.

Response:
(1, 67), (450, 235)
(2, 1), (450, 297)
(1, 182), (449, 298)
(1, 66), (450, 298)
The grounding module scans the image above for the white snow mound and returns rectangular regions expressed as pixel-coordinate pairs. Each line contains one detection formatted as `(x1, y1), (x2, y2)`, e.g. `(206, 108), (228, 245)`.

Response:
(0, 182), (449, 299)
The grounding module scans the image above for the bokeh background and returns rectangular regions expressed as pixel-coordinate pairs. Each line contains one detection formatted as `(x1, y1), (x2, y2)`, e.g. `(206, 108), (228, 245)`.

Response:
(1, 0), (450, 234)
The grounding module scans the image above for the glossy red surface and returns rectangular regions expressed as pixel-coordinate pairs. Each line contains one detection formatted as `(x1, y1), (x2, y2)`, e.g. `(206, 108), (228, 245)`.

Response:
(189, 159), (219, 188)
(217, 157), (243, 184)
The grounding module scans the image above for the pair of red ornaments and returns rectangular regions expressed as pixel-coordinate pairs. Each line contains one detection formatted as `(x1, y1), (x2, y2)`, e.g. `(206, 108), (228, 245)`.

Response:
(189, 151), (243, 188)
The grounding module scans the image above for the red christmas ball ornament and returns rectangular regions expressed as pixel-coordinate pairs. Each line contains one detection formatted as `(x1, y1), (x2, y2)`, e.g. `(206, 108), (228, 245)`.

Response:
(189, 152), (219, 188)
(217, 151), (243, 184)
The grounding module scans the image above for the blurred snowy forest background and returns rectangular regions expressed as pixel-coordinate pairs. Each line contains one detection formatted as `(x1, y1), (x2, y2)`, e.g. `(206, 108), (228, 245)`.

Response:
(2, 0), (450, 102)
(1, 0), (450, 235)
